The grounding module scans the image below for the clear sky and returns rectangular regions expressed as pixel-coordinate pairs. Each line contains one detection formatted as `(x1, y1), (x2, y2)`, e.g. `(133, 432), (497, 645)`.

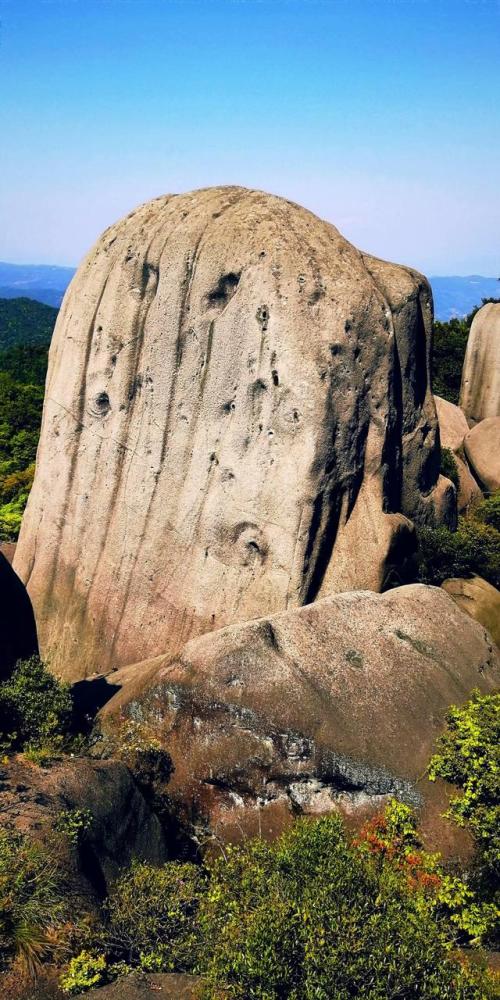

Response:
(1, 0), (499, 275)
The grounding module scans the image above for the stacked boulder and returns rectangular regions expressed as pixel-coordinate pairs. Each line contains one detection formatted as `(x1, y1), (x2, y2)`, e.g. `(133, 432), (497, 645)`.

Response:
(9, 188), (500, 845)
(15, 187), (451, 681)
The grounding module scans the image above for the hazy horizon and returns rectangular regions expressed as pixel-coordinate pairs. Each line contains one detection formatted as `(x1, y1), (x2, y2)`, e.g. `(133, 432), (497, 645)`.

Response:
(1, 0), (499, 276)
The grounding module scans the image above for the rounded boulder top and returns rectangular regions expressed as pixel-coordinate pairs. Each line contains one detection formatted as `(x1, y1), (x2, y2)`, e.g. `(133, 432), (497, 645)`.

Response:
(15, 186), (445, 679)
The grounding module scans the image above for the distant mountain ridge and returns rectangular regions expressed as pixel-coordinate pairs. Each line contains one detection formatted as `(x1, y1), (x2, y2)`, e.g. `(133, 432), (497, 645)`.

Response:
(0, 262), (498, 320)
(0, 262), (76, 308)
(429, 274), (499, 321)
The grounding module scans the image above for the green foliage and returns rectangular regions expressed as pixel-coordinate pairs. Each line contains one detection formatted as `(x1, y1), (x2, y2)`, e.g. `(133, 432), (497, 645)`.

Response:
(0, 828), (69, 977)
(54, 809), (93, 848)
(105, 859), (204, 972)
(441, 447), (460, 491)
(0, 656), (73, 754)
(60, 951), (107, 995)
(0, 372), (44, 541)
(432, 317), (470, 404)
(0, 342), (48, 385)
(0, 298), (53, 539)
(416, 509), (500, 589)
(429, 693), (500, 890)
(0, 298), (57, 350)
(356, 801), (498, 948)
(474, 491), (500, 533)
(197, 814), (495, 999)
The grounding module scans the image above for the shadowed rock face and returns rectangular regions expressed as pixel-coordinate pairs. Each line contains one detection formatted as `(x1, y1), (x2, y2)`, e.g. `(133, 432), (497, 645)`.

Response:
(15, 187), (445, 680)
(97, 584), (500, 852)
(0, 552), (38, 680)
(460, 302), (500, 423)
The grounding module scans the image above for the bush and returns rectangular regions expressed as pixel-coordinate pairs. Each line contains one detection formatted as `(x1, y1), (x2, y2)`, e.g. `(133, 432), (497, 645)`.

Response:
(0, 829), (70, 978)
(429, 692), (500, 925)
(0, 656), (73, 753)
(197, 814), (496, 999)
(416, 514), (500, 589)
(105, 859), (204, 972)
(441, 448), (460, 491)
(474, 491), (500, 533)
(60, 950), (107, 995)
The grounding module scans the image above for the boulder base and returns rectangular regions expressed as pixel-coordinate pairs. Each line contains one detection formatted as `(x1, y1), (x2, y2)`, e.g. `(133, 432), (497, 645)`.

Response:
(97, 584), (500, 854)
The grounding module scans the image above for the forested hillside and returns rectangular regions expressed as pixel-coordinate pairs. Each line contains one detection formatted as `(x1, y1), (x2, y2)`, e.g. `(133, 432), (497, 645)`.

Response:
(0, 298), (53, 540)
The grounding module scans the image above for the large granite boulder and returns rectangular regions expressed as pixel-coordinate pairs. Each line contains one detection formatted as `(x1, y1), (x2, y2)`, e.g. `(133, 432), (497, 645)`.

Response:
(460, 302), (500, 423)
(442, 575), (500, 647)
(0, 552), (38, 680)
(464, 417), (500, 492)
(97, 584), (500, 854)
(15, 188), (447, 680)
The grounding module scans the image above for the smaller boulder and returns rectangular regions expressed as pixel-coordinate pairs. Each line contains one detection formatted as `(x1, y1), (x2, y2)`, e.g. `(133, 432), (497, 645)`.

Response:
(454, 455), (482, 513)
(431, 474), (457, 529)
(0, 757), (167, 899)
(442, 575), (500, 647)
(435, 395), (469, 454)
(464, 417), (500, 492)
(0, 552), (38, 680)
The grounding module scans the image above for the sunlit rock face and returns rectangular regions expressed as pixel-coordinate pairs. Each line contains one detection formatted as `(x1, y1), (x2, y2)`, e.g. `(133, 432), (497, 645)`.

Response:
(460, 302), (500, 424)
(15, 187), (444, 680)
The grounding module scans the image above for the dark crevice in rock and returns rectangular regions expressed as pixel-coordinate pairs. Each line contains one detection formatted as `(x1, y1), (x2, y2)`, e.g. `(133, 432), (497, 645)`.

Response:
(206, 271), (241, 310)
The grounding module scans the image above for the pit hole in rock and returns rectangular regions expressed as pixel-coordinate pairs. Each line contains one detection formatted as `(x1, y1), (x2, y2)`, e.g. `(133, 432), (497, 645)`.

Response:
(90, 391), (111, 417)
(206, 272), (241, 310)
(256, 305), (270, 331)
(272, 369), (279, 386)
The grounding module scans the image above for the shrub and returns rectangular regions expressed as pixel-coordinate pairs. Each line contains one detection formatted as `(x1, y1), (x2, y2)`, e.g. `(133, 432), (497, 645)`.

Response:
(59, 951), (107, 995)
(429, 693), (500, 904)
(105, 859), (204, 971)
(441, 448), (460, 491)
(197, 814), (496, 999)
(54, 809), (93, 848)
(474, 491), (500, 533)
(417, 514), (500, 589)
(0, 657), (73, 753)
(0, 829), (70, 978)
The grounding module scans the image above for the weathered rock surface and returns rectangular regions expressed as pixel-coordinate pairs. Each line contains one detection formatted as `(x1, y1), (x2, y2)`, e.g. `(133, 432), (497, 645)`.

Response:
(460, 302), (500, 423)
(75, 974), (201, 1000)
(442, 575), (500, 647)
(0, 757), (167, 897)
(97, 584), (499, 853)
(0, 552), (38, 679)
(464, 417), (500, 492)
(435, 394), (469, 454)
(454, 454), (482, 513)
(14, 188), (446, 681)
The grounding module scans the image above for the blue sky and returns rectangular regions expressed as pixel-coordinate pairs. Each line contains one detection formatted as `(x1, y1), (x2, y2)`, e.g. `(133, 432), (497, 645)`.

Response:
(1, 0), (499, 275)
